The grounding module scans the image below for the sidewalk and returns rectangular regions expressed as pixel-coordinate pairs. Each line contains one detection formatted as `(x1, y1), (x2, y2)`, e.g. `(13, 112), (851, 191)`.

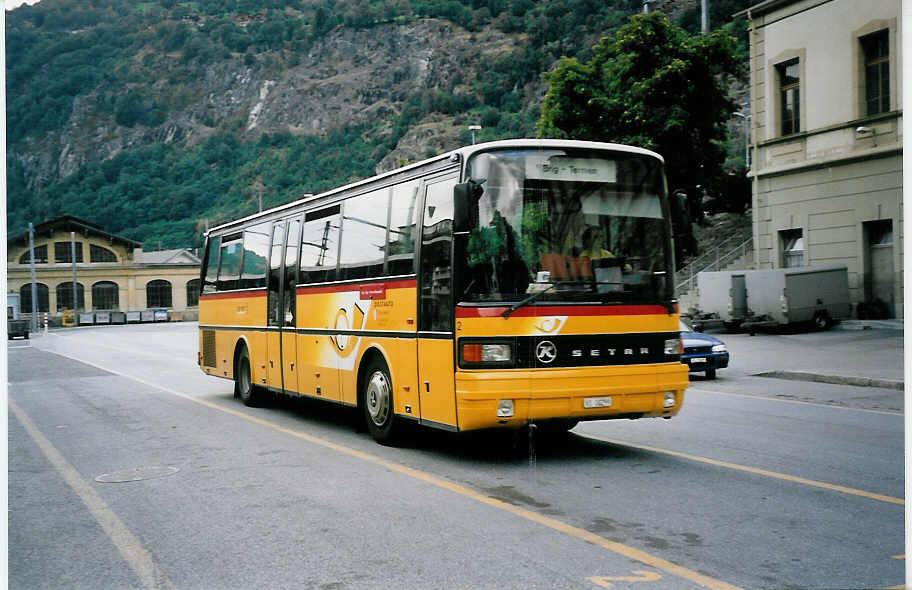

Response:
(703, 320), (904, 390)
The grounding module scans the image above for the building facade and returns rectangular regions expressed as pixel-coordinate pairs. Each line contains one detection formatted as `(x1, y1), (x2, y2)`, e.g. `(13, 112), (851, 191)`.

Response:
(7, 216), (201, 321)
(738, 0), (903, 318)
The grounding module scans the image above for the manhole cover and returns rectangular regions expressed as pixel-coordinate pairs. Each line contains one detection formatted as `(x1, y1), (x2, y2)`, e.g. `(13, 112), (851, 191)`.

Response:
(95, 466), (180, 483)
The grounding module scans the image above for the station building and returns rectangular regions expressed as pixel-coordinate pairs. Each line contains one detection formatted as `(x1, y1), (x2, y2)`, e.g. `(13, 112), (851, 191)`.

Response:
(7, 216), (201, 323)
(737, 0), (903, 318)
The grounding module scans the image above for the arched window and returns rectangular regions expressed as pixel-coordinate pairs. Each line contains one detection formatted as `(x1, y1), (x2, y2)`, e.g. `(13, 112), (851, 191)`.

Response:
(90, 245), (118, 263)
(186, 279), (200, 308)
(146, 280), (172, 308)
(92, 281), (119, 310)
(56, 282), (85, 311)
(20, 283), (49, 313)
(19, 245), (48, 264)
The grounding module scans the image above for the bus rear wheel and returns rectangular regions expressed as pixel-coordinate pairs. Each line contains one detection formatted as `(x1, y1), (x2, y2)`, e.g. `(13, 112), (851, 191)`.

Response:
(235, 346), (263, 407)
(362, 359), (402, 445)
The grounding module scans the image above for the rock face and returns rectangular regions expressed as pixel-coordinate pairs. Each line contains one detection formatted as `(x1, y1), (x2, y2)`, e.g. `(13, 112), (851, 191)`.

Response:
(11, 18), (526, 191)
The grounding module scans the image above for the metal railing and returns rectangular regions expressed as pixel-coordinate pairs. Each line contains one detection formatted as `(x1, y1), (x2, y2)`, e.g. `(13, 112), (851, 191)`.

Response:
(676, 236), (754, 294)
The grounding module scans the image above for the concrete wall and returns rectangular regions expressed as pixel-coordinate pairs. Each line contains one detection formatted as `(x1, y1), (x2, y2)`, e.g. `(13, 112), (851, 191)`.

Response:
(746, 0), (903, 317)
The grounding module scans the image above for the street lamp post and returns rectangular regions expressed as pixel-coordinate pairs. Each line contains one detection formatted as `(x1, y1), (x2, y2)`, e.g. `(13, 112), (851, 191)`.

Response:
(468, 125), (481, 145)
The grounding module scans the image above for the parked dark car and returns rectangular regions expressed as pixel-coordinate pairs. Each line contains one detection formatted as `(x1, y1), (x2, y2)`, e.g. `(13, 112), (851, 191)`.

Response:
(680, 320), (728, 379)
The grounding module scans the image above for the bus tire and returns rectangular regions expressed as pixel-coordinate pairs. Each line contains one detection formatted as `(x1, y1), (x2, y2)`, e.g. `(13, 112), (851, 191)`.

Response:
(235, 346), (263, 407)
(361, 358), (401, 445)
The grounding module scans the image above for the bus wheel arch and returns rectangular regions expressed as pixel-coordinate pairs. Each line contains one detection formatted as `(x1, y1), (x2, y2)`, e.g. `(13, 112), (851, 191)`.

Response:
(357, 348), (402, 445)
(233, 338), (263, 407)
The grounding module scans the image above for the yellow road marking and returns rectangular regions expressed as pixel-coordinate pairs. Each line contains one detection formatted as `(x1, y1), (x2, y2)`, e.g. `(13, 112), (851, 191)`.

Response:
(32, 348), (742, 590)
(9, 398), (175, 590)
(589, 570), (663, 587)
(689, 387), (904, 417)
(581, 435), (904, 506)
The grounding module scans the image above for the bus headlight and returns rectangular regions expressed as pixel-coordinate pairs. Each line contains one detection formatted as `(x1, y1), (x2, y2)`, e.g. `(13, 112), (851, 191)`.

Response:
(663, 392), (676, 408)
(460, 340), (514, 367)
(664, 338), (683, 355)
(497, 399), (515, 417)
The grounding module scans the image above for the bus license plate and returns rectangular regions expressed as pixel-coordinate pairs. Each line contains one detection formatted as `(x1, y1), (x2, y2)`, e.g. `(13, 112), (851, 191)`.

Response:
(584, 396), (612, 409)
(690, 357), (707, 364)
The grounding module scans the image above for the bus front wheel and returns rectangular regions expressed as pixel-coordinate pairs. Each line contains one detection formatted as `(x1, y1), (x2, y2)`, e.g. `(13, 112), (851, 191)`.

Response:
(235, 346), (263, 407)
(362, 359), (402, 445)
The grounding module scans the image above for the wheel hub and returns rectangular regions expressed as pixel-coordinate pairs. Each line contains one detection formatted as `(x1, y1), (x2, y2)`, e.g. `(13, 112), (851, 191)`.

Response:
(366, 371), (390, 426)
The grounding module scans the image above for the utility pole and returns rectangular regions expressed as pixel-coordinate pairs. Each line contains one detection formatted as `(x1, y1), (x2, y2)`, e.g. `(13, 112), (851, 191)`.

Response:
(71, 231), (78, 312)
(701, 0), (709, 33)
(28, 223), (38, 331)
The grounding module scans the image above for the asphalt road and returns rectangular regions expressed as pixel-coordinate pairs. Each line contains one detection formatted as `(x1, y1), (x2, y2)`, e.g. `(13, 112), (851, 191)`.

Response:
(7, 323), (904, 589)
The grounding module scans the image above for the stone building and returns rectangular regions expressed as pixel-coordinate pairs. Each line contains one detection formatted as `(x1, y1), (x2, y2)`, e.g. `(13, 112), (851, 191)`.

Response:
(737, 0), (903, 318)
(7, 216), (201, 322)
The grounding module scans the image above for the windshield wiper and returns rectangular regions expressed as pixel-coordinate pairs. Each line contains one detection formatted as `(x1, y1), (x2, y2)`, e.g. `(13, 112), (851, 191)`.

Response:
(501, 283), (555, 318)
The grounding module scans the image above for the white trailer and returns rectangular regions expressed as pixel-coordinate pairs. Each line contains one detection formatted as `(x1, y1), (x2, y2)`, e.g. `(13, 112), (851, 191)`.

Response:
(742, 265), (851, 331)
(692, 270), (749, 331)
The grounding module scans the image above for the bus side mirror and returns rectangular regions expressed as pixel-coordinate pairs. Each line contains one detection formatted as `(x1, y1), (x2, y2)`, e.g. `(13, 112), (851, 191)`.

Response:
(670, 189), (691, 237)
(454, 180), (483, 233)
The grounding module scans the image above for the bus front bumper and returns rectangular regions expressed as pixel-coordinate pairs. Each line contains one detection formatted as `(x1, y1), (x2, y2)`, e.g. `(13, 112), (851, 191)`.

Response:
(454, 363), (688, 431)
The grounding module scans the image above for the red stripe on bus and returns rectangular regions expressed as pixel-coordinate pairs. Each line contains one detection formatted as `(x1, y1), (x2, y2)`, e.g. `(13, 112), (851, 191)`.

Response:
(296, 278), (417, 295)
(454, 304), (676, 318)
(199, 290), (267, 301)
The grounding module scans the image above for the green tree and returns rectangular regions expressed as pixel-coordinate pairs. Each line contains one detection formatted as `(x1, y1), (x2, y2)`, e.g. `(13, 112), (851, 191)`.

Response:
(537, 11), (739, 235)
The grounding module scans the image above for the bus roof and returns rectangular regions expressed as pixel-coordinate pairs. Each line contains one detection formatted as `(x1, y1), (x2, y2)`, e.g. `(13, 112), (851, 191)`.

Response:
(206, 139), (665, 235)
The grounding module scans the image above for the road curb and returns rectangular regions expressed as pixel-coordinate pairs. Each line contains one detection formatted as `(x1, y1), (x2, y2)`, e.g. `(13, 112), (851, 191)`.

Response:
(755, 371), (903, 391)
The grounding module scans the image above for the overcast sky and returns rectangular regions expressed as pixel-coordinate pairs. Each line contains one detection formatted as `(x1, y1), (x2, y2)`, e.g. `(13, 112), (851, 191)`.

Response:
(5, 0), (40, 10)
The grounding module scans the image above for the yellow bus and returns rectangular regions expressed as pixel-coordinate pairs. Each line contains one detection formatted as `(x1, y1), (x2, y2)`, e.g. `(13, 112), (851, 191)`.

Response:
(198, 139), (689, 444)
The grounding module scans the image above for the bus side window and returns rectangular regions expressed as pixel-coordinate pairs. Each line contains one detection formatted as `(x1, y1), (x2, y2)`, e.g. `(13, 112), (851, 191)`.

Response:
(338, 189), (387, 281)
(300, 206), (341, 284)
(241, 222), (271, 290)
(284, 219), (301, 325)
(202, 236), (221, 294)
(388, 180), (420, 276)
(217, 234), (244, 291)
(419, 177), (457, 332)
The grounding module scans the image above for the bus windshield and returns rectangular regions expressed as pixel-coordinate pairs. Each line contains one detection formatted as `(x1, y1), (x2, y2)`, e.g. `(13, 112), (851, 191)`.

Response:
(456, 148), (672, 305)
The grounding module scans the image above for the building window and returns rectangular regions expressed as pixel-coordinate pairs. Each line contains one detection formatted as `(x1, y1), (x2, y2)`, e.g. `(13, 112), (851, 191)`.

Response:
(186, 279), (200, 307)
(90, 244), (118, 263)
(780, 229), (804, 268)
(861, 30), (890, 116)
(20, 283), (49, 313)
(92, 281), (119, 310)
(57, 282), (85, 311)
(54, 241), (84, 263)
(19, 245), (48, 264)
(777, 60), (800, 136)
(147, 280), (173, 308)
(868, 219), (893, 246)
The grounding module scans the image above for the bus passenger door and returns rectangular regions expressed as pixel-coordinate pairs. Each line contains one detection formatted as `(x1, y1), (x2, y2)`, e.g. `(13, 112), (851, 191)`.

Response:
(282, 218), (301, 394)
(417, 175), (458, 429)
(266, 223), (285, 391)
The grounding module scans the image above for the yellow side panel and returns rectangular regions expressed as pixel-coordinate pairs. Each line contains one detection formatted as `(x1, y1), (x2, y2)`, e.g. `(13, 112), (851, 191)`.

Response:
(295, 280), (418, 406)
(417, 339), (457, 428)
(282, 331), (297, 394)
(199, 291), (267, 383)
(266, 332), (282, 390)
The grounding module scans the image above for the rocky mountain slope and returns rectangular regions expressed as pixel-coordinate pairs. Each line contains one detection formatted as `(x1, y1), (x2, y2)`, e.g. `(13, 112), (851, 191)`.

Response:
(6, 0), (747, 248)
